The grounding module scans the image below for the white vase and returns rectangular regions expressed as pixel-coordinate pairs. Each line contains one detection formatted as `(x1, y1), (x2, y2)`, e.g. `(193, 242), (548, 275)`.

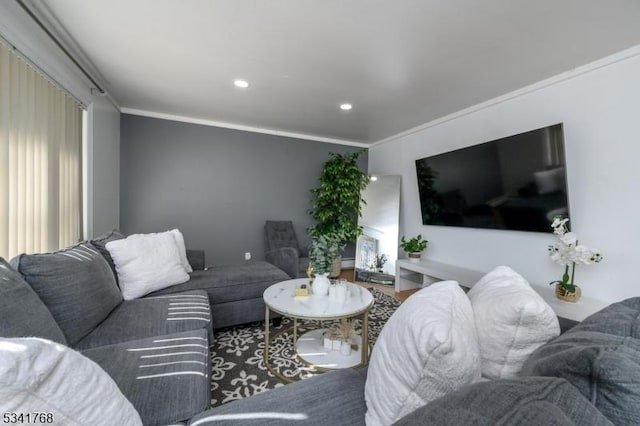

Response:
(313, 273), (331, 297)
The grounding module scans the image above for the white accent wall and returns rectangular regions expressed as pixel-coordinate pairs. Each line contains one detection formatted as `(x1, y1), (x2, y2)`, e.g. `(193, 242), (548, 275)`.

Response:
(369, 48), (640, 305)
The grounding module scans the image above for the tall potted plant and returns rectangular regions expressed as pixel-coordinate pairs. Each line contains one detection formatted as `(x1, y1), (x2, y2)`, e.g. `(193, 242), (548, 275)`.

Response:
(309, 150), (370, 277)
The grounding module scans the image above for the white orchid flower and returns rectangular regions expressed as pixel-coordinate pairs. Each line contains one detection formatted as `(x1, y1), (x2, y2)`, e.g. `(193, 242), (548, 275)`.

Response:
(547, 218), (602, 289)
(560, 232), (578, 246)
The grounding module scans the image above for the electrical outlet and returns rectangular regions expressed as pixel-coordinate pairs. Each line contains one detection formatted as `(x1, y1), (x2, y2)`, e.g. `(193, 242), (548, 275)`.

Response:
(244, 252), (251, 261)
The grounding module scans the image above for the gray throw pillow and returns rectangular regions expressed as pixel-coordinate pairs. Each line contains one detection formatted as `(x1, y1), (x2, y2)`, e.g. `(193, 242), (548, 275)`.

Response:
(11, 243), (123, 346)
(90, 230), (125, 284)
(520, 297), (640, 425)
(0, 258), (67, 344)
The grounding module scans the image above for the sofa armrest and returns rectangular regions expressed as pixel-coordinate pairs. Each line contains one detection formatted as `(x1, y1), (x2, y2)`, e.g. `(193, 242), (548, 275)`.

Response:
(265, 247), (299, 279)
(558, 316), (579, 334)
(186, 249), (205, 271)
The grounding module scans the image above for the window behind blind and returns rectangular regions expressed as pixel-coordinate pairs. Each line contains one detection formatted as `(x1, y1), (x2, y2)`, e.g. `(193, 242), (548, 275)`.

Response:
(0, 42), (83, 259)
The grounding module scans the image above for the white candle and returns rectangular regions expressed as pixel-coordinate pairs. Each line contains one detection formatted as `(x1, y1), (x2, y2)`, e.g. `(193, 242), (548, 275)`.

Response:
(340, 340), (352, 356)
(336, 284), (347, 304)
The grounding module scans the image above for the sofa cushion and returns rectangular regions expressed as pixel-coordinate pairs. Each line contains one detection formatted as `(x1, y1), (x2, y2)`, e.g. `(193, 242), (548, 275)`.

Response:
(365, 281), (481, 426)
(148, 261), (289, 304)
(10, 243), (123, 346)
(81, 329), (210, 426)
(90, 229), (125, 283)
(0, 337), (142, 426)
(106, 231), (190, 300)
(75, 290), (212, 350)
(467, 266), (559, 379)
(207, 297), (277, 329)
(0, 258), (67, 344)
(393, 376), (612, 426)
(187, 368), (367, 426)
(520, 297), (640, 425)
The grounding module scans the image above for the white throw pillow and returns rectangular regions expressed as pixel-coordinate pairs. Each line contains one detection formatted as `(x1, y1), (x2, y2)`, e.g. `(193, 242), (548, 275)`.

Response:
(0, 337), (142, 426)
(106, 231), (190, 300)
(170, 229), (193, 273)
(365, 281), (481, 426)
(467, 266), (560, 380)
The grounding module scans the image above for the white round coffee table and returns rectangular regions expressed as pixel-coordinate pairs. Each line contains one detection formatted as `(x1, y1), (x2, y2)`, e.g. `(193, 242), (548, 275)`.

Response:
(263, 278), (374, 381)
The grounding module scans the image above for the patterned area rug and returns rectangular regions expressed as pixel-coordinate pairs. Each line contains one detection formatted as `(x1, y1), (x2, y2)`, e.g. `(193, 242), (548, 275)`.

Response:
(210, 288), (401, 406)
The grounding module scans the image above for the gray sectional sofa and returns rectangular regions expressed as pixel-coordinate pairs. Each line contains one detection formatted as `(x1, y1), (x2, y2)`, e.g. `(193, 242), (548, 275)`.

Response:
(1, 230), (288, 425)
(3, 230), (638, 425)
(183, 297), (640, 426)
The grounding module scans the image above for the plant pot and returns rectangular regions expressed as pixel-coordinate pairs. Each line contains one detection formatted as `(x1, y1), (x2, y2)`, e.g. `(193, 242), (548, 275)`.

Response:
(555, 283), (581, 303)
(408, 252), (421, 263)
(330, 256), (342, 278)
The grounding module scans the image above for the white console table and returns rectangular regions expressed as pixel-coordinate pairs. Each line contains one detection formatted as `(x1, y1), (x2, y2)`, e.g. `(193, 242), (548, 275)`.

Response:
(395, 258), (608, 321)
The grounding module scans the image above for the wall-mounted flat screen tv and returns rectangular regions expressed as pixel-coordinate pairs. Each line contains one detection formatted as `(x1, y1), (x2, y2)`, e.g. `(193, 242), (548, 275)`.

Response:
(415, 123), (569, 233)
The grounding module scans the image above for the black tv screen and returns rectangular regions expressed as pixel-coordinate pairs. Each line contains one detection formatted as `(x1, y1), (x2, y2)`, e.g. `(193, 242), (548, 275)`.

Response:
(415, 124), (569, 233)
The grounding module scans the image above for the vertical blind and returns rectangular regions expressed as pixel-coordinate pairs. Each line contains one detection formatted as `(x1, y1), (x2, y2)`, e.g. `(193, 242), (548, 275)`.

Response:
(0, 42), (82, 259)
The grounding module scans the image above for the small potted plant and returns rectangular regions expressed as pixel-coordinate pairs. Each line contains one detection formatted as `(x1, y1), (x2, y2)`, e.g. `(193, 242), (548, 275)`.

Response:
(373, 254), (388, 272)
(400, 234), (428, 262)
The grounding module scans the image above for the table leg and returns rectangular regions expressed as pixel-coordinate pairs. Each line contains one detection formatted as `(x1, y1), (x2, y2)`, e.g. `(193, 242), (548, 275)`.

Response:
(264, 305), (270, 365)
(362, 311), (369, 365)
(293, 318), (298, 346)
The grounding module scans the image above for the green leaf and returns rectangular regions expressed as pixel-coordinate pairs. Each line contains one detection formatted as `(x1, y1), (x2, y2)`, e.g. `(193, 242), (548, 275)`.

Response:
(308, 149), (369, 248)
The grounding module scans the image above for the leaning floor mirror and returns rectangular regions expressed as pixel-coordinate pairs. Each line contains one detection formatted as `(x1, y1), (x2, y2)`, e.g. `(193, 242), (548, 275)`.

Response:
(355, 175), (401, 286)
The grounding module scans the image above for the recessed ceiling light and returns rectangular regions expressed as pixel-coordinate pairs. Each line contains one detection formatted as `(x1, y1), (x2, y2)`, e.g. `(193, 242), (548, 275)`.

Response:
(340, 103), (353, 111)
(370, 176), (378, 181)
(233, 79), (249, 88)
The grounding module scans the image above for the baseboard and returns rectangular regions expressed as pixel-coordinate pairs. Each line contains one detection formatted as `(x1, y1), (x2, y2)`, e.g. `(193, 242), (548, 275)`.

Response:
(341, 258), (355, 269)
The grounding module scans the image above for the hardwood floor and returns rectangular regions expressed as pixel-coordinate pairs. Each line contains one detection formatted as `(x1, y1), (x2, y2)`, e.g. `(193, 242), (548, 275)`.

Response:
(338, 268), (418, 302)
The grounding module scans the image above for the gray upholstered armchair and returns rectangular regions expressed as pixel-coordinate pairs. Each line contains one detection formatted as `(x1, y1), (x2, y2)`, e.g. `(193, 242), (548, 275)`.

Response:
(264, 220), (310, 278)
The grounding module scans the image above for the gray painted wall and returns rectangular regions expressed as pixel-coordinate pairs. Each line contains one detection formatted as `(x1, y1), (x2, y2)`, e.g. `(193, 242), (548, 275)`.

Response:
(120, 114), (367, 266)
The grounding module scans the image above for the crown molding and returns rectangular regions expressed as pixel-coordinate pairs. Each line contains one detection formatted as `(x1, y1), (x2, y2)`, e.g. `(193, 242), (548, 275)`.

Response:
(371, 43), (640, 147)
(121, 108), (369, 148)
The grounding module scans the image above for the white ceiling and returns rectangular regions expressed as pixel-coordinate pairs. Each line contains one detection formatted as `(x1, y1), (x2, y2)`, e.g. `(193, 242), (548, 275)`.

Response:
(36, 0), (640, 145)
